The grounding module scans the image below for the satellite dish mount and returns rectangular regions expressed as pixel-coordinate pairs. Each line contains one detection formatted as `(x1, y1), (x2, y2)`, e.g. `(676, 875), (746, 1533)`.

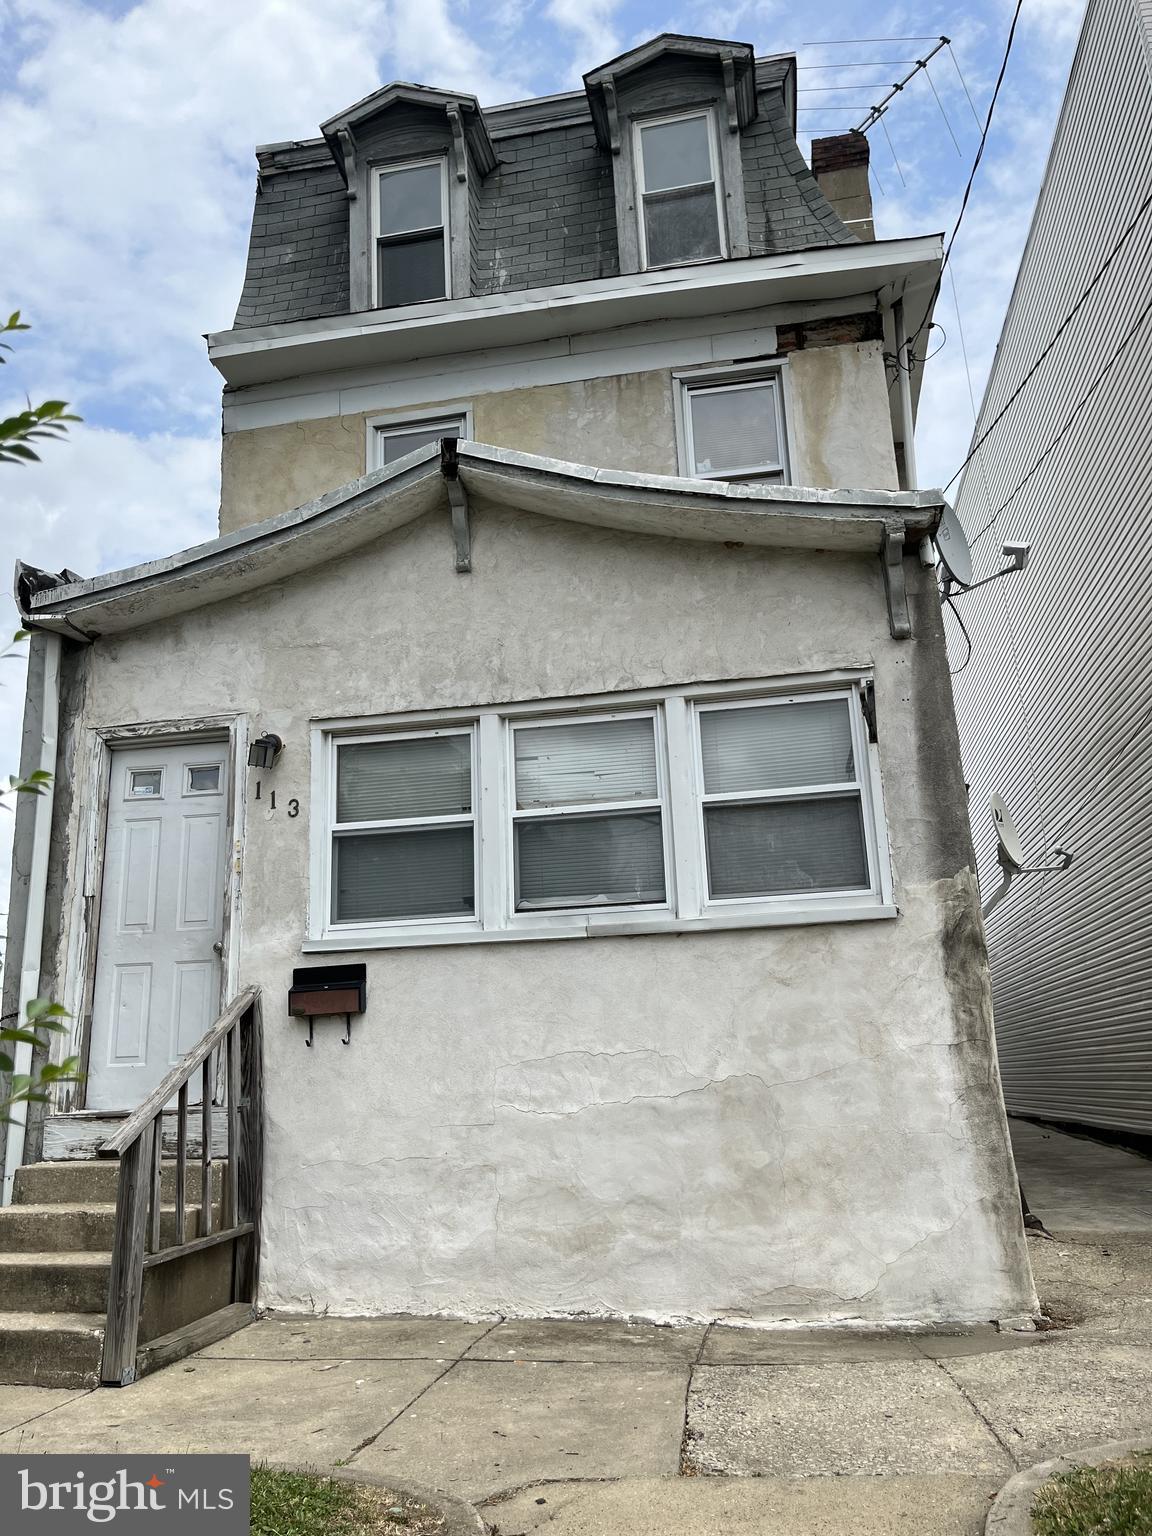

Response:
(982, 792), (1072, 919)
(934, 505), (1031, 599)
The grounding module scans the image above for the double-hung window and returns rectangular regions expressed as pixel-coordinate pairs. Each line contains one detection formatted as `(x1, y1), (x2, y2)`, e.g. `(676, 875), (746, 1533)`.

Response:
(329, 730), (475, 925)
(682, 374), (789, 484)
(313, 680), (889, 947)
(634, 110), (725, 269)
(511, 714), (667, 911)
(373, 159), (449, 307)
(696, 697), (870, 901)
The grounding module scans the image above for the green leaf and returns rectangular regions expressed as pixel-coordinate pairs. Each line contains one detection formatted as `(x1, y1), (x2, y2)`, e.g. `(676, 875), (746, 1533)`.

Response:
(0, 1053), (12, 1072)
(26, 998), (69, 1020)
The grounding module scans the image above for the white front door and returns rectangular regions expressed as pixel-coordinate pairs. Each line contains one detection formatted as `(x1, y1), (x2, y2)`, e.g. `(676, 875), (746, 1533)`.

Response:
(86, 742), (230, 1111)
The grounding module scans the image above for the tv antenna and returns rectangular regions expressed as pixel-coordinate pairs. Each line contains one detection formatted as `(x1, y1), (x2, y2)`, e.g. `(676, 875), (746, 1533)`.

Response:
(934, 505), (1031, 598)
(981, 792), (1072, 919)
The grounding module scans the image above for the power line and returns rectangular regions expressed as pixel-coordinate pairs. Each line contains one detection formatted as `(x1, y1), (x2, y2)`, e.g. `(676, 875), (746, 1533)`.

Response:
(945, 194), (1152, 493)
(969, 295), (1152, 547)
(910, 0), (1024, 348)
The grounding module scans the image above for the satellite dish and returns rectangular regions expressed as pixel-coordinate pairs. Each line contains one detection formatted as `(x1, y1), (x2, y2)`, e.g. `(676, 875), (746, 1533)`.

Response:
(982, 792), (1074, 918)
(936, 505), (974, 588)
(990, 792), (1024, 872)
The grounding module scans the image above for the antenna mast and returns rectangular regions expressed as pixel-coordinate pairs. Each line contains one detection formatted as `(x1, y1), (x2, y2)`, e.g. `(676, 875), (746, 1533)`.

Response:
(855, 37), (951, 133)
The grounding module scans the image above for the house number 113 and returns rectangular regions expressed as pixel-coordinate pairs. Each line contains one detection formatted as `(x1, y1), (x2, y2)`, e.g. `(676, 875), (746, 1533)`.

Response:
(255, 781), (299, 816)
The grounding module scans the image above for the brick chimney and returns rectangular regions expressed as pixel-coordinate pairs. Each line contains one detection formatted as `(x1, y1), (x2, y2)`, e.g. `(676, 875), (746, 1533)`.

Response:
(811, 131), (874, 242)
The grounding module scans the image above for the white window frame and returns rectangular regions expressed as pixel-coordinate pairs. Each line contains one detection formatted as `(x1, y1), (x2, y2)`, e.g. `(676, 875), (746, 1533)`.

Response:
(632, 108), (727, 272)
(507, 707), (673, 918)
(371, 156), (451, 309)
(691, 692), (879, 907)
(308, 673), (894, 950)
(323, 723), (479, 936)
(675, 362), (791, 483)
(367, 406), (473, 473)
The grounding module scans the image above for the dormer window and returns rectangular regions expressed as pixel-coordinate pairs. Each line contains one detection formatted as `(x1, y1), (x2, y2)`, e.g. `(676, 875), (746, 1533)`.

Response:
(372, 159), (450, 307)
(634, 111), (726, 269)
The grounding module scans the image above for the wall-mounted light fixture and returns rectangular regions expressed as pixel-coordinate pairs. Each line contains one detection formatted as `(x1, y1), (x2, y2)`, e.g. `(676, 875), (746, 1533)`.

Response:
(247, 733), (283, 770)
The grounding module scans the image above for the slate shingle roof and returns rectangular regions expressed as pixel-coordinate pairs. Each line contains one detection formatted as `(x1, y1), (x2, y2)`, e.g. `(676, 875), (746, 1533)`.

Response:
(231, 55), (856, 331)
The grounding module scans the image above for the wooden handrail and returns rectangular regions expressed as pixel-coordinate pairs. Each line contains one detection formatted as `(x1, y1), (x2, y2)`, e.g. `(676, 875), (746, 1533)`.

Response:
(101, 986), (259, 1157)
(100, 987), (263, 1386)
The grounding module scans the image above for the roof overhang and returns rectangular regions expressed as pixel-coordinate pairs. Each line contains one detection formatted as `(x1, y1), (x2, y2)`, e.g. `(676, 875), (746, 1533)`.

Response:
(583, 34), (758, 149)
(17, 442), (945, 640)
(207, 234), (943, 392)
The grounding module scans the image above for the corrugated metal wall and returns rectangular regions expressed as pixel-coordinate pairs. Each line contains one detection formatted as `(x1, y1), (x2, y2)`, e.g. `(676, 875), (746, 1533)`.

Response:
(951, 0), (1152, 1134)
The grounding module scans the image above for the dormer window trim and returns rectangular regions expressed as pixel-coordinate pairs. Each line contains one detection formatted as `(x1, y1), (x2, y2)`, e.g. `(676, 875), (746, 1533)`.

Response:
(632, 107), (728, 271)
(371, 156), (452, 309)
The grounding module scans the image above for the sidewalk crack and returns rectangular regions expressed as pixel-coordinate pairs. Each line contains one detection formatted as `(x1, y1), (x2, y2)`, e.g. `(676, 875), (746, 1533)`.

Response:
(927, 1355), (1021, 1468)
(679, 1321), (714, 1476)
(342, 1317), (505, 1464)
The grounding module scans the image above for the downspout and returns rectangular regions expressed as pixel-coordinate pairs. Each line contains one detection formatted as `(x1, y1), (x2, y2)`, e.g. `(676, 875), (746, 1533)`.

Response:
(2, 632), (61, 1204)
(892, 296), (919, 490)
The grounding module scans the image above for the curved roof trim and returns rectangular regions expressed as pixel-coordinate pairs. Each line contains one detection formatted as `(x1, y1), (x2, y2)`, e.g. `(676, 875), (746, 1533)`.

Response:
(320, 82), (496, 183)
(583, 33), (758, 149)
(17, 442), (945, 639)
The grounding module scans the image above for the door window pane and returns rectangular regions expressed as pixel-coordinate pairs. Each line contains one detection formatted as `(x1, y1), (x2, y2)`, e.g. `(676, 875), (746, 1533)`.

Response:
(337, 736), (471, 823)
(378, 163), (443, 235)
(515, 718), (657, 808)
(704, 799), (868, 897)
(700, 701), (855, 794)
(334, 827), (475, 921)
(128, 769), (162, 798)
(186, 765), (221, 794)
(378, 231), (446, 305)
(690, 384), (781, 476)
(644, 186), (721, 267)
(516, 812), (665, 908)
(639, 116), (713, 191)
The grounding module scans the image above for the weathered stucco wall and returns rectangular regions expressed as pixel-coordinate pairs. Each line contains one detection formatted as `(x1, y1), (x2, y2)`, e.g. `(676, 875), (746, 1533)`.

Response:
(218, 340), (899, 531)
(47, 503), (1032, 1325)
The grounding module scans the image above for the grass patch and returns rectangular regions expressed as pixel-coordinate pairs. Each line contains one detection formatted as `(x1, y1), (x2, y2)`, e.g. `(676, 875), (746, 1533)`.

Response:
(251, 1465), (450, 1536)
(1032, 1454), (1152, 1535)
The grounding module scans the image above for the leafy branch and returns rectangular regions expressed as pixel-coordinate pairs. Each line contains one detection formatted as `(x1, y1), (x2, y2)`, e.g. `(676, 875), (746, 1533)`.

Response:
(0, 312), (80, 465)
(1, 1000), (83, 1125)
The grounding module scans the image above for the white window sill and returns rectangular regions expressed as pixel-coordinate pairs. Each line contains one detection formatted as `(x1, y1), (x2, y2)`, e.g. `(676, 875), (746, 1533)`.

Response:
(302, 902), (899, 952)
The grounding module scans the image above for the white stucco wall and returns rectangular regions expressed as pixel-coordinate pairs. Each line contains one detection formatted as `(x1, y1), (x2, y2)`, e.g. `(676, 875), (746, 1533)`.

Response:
(47, 503), (1034, 1325)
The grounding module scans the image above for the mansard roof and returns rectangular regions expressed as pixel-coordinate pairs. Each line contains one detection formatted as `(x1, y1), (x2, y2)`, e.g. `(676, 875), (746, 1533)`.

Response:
(17, 443), (944, 640)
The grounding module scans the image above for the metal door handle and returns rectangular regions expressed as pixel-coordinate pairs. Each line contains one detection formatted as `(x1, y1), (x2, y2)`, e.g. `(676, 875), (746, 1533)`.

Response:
(212, 941), (224, 956)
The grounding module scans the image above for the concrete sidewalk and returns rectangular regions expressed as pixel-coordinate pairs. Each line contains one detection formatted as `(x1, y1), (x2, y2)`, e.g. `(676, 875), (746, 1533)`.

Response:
(1, 1121), (1149, 1533)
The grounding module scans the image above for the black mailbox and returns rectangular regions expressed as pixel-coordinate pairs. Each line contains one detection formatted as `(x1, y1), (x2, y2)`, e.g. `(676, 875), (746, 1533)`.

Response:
(288, 964), (366, 1045)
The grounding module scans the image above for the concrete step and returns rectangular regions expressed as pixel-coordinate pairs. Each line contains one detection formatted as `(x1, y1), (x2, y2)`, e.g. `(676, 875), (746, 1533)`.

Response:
(0, 1252), (110, 1314)
(0, 1203), (211, 1254)
(13, 1160), (224, 1207)
(0, 1310), (104, 1388)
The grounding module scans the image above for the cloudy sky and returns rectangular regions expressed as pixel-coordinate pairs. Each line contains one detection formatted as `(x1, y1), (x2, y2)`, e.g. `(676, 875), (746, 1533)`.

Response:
(0, 0), (1085, 913)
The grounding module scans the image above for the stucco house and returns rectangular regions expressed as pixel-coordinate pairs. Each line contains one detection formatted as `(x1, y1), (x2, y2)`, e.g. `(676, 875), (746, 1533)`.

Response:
(1, 34), (1035, 1387)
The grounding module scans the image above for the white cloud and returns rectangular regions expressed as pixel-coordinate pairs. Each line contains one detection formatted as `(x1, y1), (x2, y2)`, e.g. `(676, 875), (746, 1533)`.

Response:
(544, 0), (621, 71)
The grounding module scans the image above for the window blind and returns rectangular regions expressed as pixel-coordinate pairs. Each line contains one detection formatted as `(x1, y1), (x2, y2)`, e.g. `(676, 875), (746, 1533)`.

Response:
(334, 827), (475, 922)
(514, 718), (658, 808)
(700, 701), (855, 794)
(516, 812), (665, 908)
(704, 799), (868, 897)
(690, 385), (780, 475)
(337, 736), (472, 823)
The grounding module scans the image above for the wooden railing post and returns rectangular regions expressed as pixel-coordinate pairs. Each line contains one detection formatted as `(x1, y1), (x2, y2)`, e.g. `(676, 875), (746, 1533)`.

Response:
(232, 997), (264, 1306)
(100, 1121), (154, 1386)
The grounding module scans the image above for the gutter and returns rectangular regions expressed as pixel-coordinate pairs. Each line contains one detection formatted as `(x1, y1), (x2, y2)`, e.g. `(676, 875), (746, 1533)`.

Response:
(2, 632), (61, 1204)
